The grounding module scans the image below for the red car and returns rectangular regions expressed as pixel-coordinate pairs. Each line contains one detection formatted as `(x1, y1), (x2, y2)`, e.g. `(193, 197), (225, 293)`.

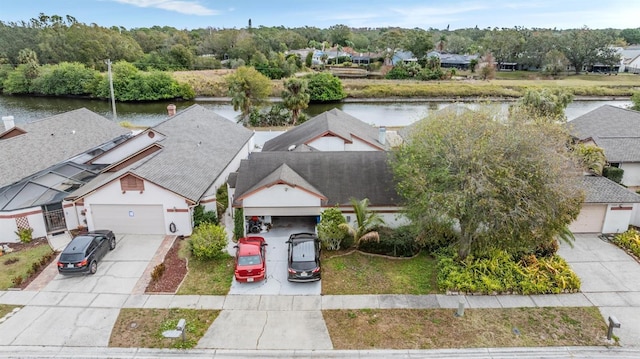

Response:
(234, 236), (267, 282)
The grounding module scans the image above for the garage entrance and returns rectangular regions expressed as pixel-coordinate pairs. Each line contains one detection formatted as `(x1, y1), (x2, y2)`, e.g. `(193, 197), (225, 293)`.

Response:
(569, 204), (607, 233)
(91, 204), (165, 234)
(270, 216), (318, 233)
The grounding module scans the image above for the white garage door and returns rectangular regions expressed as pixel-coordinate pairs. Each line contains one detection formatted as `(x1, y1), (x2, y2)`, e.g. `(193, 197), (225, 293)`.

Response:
(569, 204), (607, 233)
(91, 204), (165, 234)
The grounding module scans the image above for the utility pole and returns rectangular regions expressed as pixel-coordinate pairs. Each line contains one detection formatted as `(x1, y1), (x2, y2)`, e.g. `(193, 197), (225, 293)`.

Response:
(106, 59), (117, 121)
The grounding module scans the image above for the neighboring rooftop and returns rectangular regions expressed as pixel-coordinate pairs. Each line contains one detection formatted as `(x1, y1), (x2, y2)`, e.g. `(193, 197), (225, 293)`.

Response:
(262, 108), (389, 152)
(0, 108), (130, 188)
(581, 175), (640, 203)
(568, 105), (640, 140)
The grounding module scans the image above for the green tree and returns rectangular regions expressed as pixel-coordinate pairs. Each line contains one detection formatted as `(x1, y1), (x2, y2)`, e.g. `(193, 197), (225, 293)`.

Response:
(304, 72), (346, 102)
(328, 24), (352, 45)
(483, 28), (524, 69)
(31, 62), (100, 95)
(510, 88), (574, 123)
(317, 206), (348, 250)
(543, 49), (569, 77)
(392, 106), (584, 260)
(620, 28), (640, 45)
(281, 77), (310, 125)
(226, 66), (272, 125)
(402, 29), (433, 58)
(338, 198), (385, 249)
(558, 27), (615, 74)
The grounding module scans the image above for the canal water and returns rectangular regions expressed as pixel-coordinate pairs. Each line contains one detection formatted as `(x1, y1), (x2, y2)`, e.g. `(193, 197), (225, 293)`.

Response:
(0, 95), (632, 128)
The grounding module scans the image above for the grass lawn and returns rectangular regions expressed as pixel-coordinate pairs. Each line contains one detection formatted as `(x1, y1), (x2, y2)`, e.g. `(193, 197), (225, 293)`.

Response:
(0, 241), (54, 290)
(0, 304), (20, 318)
(109, 308), (218, 349)
(323, 307), (610, 349)
(321, 251), (438, 295)
(176, 240), (234, 295)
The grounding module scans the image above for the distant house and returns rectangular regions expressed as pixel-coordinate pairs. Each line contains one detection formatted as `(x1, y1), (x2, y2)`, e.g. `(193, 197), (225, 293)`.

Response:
(262, 108), (389, 152)
(568, 105), (640, 189)
(621, 45), (640, 74)
(65, 105), (254, 237)
(426, 51), (478, 70)
(0, 109), (131, 242)
(391, 51), (417, 65)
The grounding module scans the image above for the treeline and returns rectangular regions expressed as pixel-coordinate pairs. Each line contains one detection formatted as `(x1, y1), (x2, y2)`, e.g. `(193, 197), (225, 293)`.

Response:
(1, 13), (639, 73)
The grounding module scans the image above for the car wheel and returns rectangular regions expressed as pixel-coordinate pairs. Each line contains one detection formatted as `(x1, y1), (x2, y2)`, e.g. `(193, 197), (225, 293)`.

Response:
(89, 260), (97, 275)
(109, 237), (116, 250)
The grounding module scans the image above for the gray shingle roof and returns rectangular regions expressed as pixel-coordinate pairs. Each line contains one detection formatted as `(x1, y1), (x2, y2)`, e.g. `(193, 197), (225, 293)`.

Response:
(129, 104), (254, 202)
(568, 105), (640, 162)
(580, 175), (640, 203)
(568, 105), (640, 140)
(262, 108), (388, 151)
(0, 108), (130, 188)
(593, 137), (640, 162)
(233, 151), (400, 207)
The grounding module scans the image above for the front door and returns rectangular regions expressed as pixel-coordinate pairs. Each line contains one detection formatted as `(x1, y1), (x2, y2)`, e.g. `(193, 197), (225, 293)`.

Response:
(42, 203), (66, 233)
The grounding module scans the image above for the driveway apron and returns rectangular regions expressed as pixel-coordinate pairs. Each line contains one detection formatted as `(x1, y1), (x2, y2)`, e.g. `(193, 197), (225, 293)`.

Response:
(560, 234), (640, 346)
(0, 234), (166, 347)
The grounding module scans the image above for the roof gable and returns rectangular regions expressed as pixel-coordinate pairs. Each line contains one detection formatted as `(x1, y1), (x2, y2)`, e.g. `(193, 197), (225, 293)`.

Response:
(237, 163), (326, 201)
(581, 175), (640, 203)
(262, 108), (388, 151)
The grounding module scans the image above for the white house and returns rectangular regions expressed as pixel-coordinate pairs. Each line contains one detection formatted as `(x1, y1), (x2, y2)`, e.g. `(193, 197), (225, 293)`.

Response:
(230, 151), (406, 235)
(65, 105), (254, 237)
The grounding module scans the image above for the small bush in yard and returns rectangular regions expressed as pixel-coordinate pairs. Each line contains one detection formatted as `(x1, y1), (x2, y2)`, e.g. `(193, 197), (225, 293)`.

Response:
(317, 207), (348, 250)
(613, 228), (640, 258)
(15, 227), (33, 243)
(189, 223), (228, 260)
(151, 263), (166, 282)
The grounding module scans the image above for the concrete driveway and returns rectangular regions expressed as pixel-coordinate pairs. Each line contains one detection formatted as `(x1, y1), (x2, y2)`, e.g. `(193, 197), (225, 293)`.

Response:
(0, 234), (166, 347)
(228, 217), (320, 296)
(560, 234), (640, 346)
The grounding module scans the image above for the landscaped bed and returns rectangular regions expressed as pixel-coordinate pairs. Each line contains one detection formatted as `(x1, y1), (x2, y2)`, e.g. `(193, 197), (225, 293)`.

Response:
(323, 307), (610, 349)
(109, 308), (218, 349)
(0, 238), (55, 290)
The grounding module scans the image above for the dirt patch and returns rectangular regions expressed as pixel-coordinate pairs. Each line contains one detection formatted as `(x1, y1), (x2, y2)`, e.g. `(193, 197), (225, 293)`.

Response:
(323, 307), (611, 349)
(145, 237), (188, 293)
(110, 308), (218, 349)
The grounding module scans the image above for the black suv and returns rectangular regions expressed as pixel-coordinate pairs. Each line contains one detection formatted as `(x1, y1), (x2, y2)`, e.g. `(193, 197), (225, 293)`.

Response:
(57, 230), (116, 275)
(286, 232), (321, 282)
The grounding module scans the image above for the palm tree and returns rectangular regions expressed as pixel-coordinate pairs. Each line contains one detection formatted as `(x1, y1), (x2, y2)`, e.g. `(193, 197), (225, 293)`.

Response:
(282, 78), (310, 125)
(339, 198), (385, 249)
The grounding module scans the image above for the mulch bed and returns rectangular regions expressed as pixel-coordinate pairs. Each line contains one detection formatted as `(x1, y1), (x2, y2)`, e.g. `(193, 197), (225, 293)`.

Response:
(145, 238), (188, 293)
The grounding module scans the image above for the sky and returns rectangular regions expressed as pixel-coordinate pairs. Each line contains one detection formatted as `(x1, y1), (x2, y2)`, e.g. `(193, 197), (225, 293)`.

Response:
(0, 0), (637, 31)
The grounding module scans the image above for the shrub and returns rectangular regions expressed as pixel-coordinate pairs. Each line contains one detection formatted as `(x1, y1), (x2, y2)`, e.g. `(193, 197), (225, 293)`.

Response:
(436, 247), (580, 294)
(193, 204), (218, 227)
(216, 185), (229, 222)
(248, 103), (292, 127)
(612, 228), (640, 258)
(189, 223), (228, 260)
(151, 263), (166, 282)
(15, 227), (33, 243)
(358, 225), (420, 257)
(304, 72), (346, 102)
(11, 276), (23, 287)
(603, 166), (624, 184)
(317, 207), (348, 250)
(233, 208), (244, 241)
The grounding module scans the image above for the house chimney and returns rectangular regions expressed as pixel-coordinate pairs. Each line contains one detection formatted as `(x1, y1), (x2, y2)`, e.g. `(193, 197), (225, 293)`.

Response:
(167, 104), (177, 116)
(378, 126), (387, 145)
(2, 116), (15, 131)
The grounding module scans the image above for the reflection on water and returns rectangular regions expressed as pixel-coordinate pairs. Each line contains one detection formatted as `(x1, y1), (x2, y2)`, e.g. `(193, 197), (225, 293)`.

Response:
(0, 95), (632, 128)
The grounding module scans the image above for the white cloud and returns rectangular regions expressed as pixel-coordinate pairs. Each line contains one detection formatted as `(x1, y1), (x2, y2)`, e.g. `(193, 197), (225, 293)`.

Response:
(113, 0), (218, 16)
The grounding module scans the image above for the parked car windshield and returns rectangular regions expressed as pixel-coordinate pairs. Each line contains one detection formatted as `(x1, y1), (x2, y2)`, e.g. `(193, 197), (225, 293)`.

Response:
(291, 241), (316, 262)
(238, 255), (262, 266)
